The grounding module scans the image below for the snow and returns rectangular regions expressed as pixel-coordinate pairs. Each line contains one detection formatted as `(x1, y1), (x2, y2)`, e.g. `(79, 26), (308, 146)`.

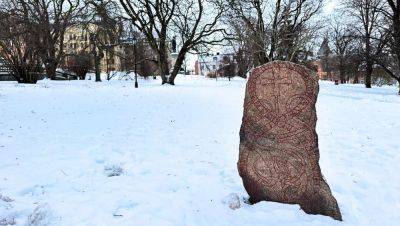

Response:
(0, 76), (399, 226)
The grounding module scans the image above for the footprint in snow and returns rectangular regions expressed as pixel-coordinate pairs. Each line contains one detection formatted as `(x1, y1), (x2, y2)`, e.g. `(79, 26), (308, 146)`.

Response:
(222, 193), (241, 210)
(104, 165), (124, 177)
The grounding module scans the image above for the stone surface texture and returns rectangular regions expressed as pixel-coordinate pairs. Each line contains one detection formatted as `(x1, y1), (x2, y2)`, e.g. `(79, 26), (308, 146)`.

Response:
(238, 61), (342, 220)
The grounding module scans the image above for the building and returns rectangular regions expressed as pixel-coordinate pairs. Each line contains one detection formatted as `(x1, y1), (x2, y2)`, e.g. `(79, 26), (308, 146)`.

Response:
(313, 36), (338, 81)
(197, 53), (237, 77)
(63, 24), (179, 77)
(312, 37), (395, 85)
(311, 60), (338, 81)
(62, 23), (126, 73)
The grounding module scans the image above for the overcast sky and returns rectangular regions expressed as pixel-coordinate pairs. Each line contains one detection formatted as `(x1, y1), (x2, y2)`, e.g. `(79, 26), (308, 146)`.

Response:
(324, 0), (339, 14)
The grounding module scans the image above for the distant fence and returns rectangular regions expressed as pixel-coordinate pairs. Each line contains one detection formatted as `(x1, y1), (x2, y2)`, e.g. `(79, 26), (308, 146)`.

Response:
(0, 73), (15, 81)
(0, 63), (14, 81)
(53, 71), (78, 80)
(0, 61), (78, 81)
(0, 68), (73, 82)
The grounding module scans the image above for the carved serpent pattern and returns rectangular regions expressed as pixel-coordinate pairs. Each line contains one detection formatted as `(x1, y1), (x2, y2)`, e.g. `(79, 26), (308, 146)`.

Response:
(238, 61), (342, 220)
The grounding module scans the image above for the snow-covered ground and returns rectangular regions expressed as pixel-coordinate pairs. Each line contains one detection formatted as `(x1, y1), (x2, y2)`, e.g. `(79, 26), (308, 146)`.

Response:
(0, 76), (399, 226)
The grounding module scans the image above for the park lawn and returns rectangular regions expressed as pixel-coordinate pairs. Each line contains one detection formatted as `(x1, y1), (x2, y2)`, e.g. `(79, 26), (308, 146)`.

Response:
(0, 76), (399, 226)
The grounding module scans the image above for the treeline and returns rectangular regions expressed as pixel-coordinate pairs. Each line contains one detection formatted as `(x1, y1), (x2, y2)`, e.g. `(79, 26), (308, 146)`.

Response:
(0, 0), (227, 84)
(0, 0), (399, 93)
(322, 0), (400, 93)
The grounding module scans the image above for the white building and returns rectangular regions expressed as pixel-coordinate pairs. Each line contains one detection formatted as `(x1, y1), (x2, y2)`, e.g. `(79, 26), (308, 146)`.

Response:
(197, 53), (235, 77)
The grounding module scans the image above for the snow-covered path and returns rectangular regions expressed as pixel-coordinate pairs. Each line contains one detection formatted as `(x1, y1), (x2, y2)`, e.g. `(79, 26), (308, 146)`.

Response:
(0, 76), (399, 225)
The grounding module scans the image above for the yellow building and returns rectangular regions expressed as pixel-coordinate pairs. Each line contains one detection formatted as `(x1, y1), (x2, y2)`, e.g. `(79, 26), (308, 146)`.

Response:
(63, 23), (126, 73)
(63, 23), (180, 76)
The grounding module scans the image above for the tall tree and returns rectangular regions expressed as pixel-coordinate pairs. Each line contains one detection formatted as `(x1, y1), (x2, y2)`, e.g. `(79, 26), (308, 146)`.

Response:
(18, 0), (82, 79)
(169, 0), (227, 84)
(376, 0), (400, 94)
(345, 0), (385, 88)
(330, 17), (356, 83)
(225, 0), (323, 67)
(118, 0), (177, 84)
(0, 1), (43, 83)
(226, 0), (268, 66)
(119, 0), (227, 85)
(86, 0), (124, 82)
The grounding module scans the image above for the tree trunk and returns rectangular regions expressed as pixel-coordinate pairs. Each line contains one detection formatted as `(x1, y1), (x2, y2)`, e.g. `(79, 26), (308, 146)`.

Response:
(106, 51), (110, 81)
(340, 74), (346, 84)
(364, 28), (373, 88)
(95, 64), (101, 82)
(95, 55), (101, 82)
(269, 0), (281, 61)
(354, 72), (359, 84)
(158, 50), (170, 84)
(393, 10), (400, 95)
(90, 34), (101, 82)
(168, 48), (188, 85)
(252, 40), (268, 67)
(339, 59), (346, 83)
(365, 61), (373, 88)
(46, 63), (57, 80)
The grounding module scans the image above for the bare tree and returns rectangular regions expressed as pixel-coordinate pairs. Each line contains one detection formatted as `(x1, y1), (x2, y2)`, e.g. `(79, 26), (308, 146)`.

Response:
(345, 0), (386, 88)
(82, 0), (128, 82)
(329, 17), (356, 83)
(376, 0), (400, 94)
(14, 0), (82, 79)
(235, 46), (253, 78)
(225, 0), (268, 66)
(0, 1), (43, 83)
(80, 0), (160, 81)
(119, 0), (227, 85)
(89, 33), (102, 81)
(169, 0), (227, 84)
(118, 0), (177, 84)
(225, 0), (323, 67)
(222, 15), (254, 77)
